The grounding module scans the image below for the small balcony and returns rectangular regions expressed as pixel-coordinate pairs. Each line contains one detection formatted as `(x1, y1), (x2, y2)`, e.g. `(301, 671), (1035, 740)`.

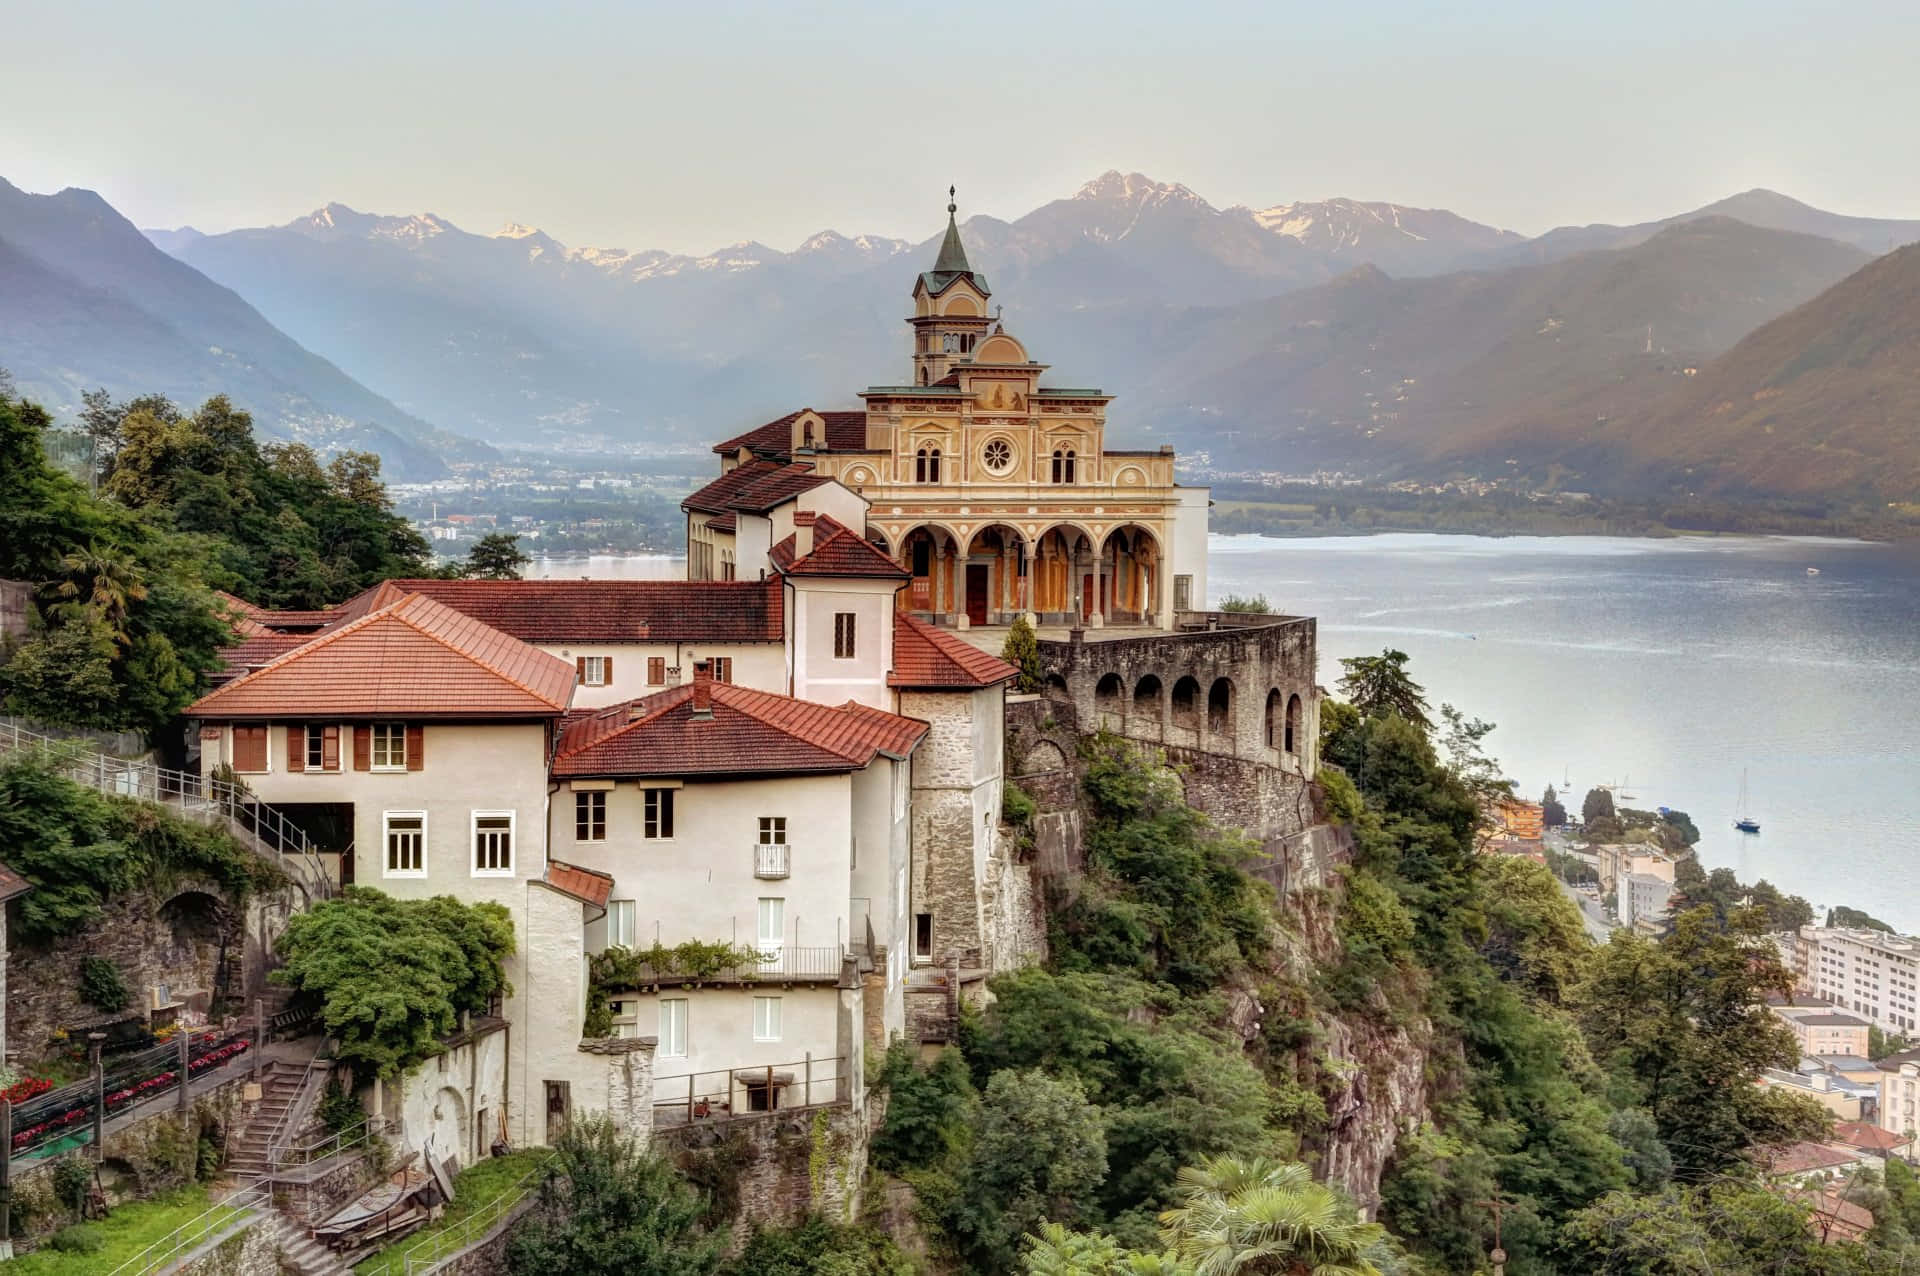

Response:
(754, 842), (791, 879)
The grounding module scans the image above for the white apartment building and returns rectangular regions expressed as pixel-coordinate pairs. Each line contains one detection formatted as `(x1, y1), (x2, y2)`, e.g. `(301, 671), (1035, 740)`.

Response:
(1798, 926), (1920, 1033)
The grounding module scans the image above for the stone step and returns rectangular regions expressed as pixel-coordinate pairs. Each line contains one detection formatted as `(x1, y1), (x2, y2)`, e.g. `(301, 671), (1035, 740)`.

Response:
(273, 1215), (351, 1276)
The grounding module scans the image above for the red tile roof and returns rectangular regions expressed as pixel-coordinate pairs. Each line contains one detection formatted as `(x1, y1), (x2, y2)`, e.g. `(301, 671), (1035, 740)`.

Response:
(214, 593), (345, 633)
(1763, 1141), (1862, 1177)
(890, 613), (1019, 689)
(544, 860), (614, 909)
(711, 409), (868, 458)
(728, 464), (835, 514)
(0, 860), (32, 903)
(210, 633), (314, 685)
(1832, 1123), (1912, 1153)
(553, 683), (926, 779)
(705, 513), (737, 533)
(189, 592), (576, 719)
(331, 578), (784, 644)
(682, 459), (785, 514)
(770, 514), (910, 580)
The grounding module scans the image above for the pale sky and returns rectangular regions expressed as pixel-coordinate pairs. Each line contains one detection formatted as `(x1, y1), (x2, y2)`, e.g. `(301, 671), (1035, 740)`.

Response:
(5, 0), (1918, 255)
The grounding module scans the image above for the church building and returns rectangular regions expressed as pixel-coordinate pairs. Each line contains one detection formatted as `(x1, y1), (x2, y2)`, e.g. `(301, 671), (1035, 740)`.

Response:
(686, 192), (1210, 631)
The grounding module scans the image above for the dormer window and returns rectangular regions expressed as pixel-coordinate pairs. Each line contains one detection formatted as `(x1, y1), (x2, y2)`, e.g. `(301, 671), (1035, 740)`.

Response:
(915, 447), (942, 484)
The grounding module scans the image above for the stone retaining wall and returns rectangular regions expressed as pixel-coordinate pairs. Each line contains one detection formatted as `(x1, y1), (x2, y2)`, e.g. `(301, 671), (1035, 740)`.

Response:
(654, 1100), (869, 1244)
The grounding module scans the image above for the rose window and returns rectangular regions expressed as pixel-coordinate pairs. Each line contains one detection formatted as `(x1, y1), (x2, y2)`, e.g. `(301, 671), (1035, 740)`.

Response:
(982, 439), (1013, 474)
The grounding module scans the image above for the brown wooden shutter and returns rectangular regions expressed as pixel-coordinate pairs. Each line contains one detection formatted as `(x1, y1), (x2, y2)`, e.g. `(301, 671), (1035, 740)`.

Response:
(576, 656), (587, 684)
(354, 725), (371, 771)
(286, 725), (304, 772)
(321, 725), (340, 771)
(648, 657), (664, 686)
(406, 723), (425, 771)
(235, 726), (267, 773)
(602, 657), (613, 682)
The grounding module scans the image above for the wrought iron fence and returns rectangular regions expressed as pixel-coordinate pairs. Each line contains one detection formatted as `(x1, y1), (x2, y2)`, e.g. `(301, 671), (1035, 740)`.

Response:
(752, 842), (791, 879)
(8, 1026), (256, 1160)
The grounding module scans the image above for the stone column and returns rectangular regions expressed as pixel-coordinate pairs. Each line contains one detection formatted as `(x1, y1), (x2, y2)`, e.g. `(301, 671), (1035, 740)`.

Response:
(1091, 541), (1107, 628)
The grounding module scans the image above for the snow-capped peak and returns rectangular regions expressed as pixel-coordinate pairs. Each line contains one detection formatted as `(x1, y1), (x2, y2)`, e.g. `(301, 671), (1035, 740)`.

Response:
(1074, 170), (1210, 209)
(495, 222), (545, 240)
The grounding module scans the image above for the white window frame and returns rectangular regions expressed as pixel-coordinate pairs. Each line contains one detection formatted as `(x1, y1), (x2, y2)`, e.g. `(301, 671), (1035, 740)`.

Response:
(304, 723), (339, 772)
(659, 997), (688, 1058)
(758, 816), (787, 846)
(383, 810), (427, 879)
(644, 788), (675, 840)
(580, 655), (608, 687)
(371, 721), (407, 772)
(606, 899), (637, 949)
(757, 897), (785, 960)
(575, 790), (607, 842)
(471, 810), (516, 877)
(753, 995), (783, 1043)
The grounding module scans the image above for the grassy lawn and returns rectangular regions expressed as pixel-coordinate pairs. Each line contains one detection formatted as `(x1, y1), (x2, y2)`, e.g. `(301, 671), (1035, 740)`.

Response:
(9, 1185), (241, 1274)
(353, 1150), (549, 1275)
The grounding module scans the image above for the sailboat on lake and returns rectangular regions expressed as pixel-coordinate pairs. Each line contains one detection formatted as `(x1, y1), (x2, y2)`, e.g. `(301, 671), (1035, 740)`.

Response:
(1734, 769), (1761, 834)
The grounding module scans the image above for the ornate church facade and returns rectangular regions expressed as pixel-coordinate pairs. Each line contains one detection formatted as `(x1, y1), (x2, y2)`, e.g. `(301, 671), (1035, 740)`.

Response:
(685, 195), (1210, 630)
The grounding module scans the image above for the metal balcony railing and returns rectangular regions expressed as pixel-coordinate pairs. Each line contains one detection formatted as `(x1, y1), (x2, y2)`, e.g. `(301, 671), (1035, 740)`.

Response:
(753, 842), (790, 879)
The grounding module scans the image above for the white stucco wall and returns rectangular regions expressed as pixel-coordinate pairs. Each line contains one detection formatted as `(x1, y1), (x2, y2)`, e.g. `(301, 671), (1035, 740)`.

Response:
(553, 774), (855, 957)
(850, 761), (911, 1039)
(616, 985), (843, 1112)
(392, 1024), (509, 1169)
(1171, 484), (1211, 616)
(535, 641), (786, 708)
(788, 578), (900, 711)
(735, 515), (774, 580)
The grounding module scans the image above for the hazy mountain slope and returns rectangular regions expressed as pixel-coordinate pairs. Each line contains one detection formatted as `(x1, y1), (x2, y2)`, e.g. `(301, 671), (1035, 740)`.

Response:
(0, 179), (476, 474)
(1125, 219), (1870, 471)
(1593, 241), (1920, 499)
(1513, 188), (1920, 264)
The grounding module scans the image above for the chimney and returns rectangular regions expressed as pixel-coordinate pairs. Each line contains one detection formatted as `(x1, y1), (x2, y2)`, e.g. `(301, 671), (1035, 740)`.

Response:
(691, 660), (713, 718)
(793, 510), (816, 559)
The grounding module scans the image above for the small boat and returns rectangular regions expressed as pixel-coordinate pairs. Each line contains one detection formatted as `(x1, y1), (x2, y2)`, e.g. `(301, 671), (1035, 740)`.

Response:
(1734, 769), (1760, 834)
(1806, 567), (1821, 576)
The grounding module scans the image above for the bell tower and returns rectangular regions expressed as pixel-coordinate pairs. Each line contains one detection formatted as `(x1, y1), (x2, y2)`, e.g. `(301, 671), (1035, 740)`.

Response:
(908, 188), (994, 386)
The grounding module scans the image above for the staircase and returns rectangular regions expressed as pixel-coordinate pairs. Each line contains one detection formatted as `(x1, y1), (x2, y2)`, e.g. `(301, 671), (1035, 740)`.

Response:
(269, 1212), (353, 1276)
(225, 1063), (312, 1177)
(0, 718), (333, 901)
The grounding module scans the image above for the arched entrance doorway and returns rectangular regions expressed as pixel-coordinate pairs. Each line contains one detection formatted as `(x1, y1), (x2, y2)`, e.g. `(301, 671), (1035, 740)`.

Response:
(1030, 525), (1096, 624)
(1099, 525), (1162, 626)
(896, 525), (963, 620)
(963, 524), (1029, 625)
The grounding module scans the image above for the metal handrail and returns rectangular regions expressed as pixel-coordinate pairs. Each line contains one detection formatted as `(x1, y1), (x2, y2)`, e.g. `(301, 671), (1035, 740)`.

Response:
(0, 721), (333, 898)
(607, 944), (847, 985)
(272, 1114), (381, 1171)
(105, 1181), (268, 1276)
(373, 1164), (548, 1276)
(261, 1058), (334, 1170)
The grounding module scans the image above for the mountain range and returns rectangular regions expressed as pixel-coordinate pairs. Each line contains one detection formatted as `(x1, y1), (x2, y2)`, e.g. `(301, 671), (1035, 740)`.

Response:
(0, 179), (482, 477)
(3, 168), (1916, 499)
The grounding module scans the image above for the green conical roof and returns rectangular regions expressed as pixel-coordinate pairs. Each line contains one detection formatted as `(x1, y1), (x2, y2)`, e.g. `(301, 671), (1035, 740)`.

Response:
(934, 201), (971, 274)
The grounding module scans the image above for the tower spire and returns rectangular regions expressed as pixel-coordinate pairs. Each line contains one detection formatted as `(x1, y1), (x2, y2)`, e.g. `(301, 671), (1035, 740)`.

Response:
(934, 184), (971, 275)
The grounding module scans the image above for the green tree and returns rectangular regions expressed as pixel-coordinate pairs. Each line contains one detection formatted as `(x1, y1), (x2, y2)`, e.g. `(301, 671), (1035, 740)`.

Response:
(1561, 1182), (1889, 1275)
(1831, 905), (1896, 933)
(1022, 1223), (1192, 1275)
(1335, 650), (1431, 731)
(871, 1042), (976, 1172)
(1574, 909), (1830, 1179)
(272, 888), (515, 1076)
(1217, 594), (1273, 614)
(506, 1113), (723, 1276)
(1541, 785), (1568, 829)
(463, 532), (531, 580)
(1002, 614), (1045, 693)
(724, 1217), (917, 1276)
(1581, 787), (1615, 825)
(1159, 1155), (1389, 1276)
(1479, 853), (1594, 1006)
(943, 1069), (1109, 1274)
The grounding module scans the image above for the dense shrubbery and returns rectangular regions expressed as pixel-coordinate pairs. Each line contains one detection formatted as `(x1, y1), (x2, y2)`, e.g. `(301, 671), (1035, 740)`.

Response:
(273, 888), (515, 1077)
(0, 752), (276, 943)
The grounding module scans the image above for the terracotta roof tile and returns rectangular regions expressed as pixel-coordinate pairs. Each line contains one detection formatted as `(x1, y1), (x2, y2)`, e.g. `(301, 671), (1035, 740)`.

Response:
(889, 613), (1019, 689)
(544, 860), (614, 909)
(770, 515), (909, 580)
(710, 409), (868, 458)
(682, 459), (784, 514)
(1833, 1123), (1911, 1152)
(705, 512), (737, 534)
(330, 578), (784, 644)
(211, 633), (314, 685)
(553, 683), (926, 779)
(0, 859), (32, 902)
(189, 593), (575, 719)
(1763, 1141), (1861, 1177)
(726, 463), (834, 514)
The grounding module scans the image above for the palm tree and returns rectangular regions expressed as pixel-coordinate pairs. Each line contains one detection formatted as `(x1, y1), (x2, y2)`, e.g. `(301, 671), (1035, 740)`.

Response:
(1023, 1222), (1195, 1275)
(1159, 1156), (1389, 1276)
(54, 543), (147, 639)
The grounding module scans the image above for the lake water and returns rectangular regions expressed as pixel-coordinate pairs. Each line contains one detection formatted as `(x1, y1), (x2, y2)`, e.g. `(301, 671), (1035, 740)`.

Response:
(1212, 533), (1920, 931)
(538, 536), (1920, 931)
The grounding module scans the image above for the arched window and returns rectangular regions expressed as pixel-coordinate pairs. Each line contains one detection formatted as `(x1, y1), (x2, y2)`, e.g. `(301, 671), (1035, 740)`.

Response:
(1052, 449), (1077, 484)
(915, 447), (943, 484)
(1285, 694), (1302, 755)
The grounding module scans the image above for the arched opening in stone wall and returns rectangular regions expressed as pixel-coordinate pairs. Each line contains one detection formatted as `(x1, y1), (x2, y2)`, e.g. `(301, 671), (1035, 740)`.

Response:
(1017, 739), (1070, 777)
(159, 890), (234, 1008)
(1285, 694), (1302, 756)
(1265, 689), (1284, 749)
(1171, 676), (1200, 731)
(1207, 677), (1235, 736)
(1095, 673), (1124, 720)
(432, 1085), (468, 1163)
(1044, 673), (1072, 704)
(1133, 674), (1164, 725)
